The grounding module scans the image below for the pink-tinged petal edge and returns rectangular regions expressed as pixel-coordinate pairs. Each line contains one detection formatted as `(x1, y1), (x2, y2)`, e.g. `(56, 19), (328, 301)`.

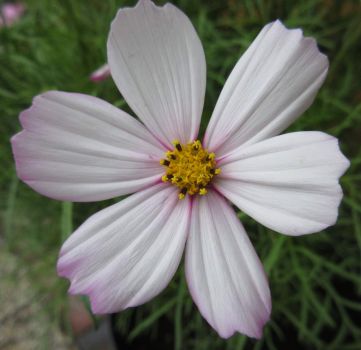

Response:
(57, 183), (191, 314)
(11, 91), (165, 202)
(186, 190), (271, 339)
(216, 132), (350, 236)
(90, 63), (111, 82)
(204, 20), (329, 158)
(107, 0), (206, 147)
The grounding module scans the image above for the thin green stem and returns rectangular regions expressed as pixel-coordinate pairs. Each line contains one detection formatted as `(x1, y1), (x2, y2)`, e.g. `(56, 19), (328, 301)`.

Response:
(60, 202), (73, 243)
(174, 273), (186, 350)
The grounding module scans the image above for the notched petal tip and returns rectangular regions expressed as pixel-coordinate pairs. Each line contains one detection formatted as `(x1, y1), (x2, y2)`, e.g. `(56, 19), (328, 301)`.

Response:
(18, 91), (64, 128)
(11, 90), (166, 202)
(186, 192), (271, 339)
(342, 156), (351, 174)
(218, 317), (269, 339)
(107, 0), (205, 146)
(109, 0), (162, 32)
(216, 132), (350, 236)
(335, 141), (351, 176)
(56, 185), (189, 316)
(270, 19), (329, 64)
(205, 16), (330, 155)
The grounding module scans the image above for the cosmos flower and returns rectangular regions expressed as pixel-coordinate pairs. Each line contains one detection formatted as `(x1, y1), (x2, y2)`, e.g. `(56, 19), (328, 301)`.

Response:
(90, 63), (111, 83)
(0, 2), (25, 28)
(11, 0), (349, 339)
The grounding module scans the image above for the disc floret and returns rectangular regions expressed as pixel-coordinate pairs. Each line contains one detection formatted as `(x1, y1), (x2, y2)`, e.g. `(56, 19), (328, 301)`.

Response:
(160, 140), (221, 199)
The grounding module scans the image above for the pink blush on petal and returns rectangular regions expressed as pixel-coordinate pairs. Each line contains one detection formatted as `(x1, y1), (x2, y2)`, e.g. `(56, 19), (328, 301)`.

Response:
(90, 63), (111, 82)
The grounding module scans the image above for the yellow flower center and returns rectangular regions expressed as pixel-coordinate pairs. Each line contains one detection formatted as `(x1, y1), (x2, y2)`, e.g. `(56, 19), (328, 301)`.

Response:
(160, 140), (221, 199)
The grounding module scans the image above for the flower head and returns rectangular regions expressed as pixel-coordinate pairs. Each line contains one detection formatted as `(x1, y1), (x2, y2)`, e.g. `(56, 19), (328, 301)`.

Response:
(11, 0), (349, 339)
(0, 3), (25, 28)
(160, 139), (221, 198)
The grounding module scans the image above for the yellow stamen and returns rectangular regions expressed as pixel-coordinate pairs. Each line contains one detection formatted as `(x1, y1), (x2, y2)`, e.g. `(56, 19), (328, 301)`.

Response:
(160, 159), (170, 166)
(199, 188), (207, 195)
(160, 140), (221, 199)
(207, 153), (215, 161)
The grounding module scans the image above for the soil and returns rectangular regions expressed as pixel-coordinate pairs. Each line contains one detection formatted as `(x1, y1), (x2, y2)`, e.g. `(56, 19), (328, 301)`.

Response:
(0, 246), (75, 350)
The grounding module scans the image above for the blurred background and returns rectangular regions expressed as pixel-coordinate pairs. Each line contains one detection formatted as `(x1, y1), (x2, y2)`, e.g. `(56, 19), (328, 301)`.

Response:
(1, 0), (360, 349)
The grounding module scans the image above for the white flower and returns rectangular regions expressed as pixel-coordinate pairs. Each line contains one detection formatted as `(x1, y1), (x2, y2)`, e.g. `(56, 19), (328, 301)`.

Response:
(11, 0), (349, 339)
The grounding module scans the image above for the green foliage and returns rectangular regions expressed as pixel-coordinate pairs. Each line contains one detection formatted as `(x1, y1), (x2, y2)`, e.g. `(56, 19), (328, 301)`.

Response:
(0, 0), (360, 349)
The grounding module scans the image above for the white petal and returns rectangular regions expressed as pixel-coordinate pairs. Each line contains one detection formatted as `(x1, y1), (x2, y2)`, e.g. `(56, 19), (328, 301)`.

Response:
(107, 0), (206, 147)
(216, 132), (350, 236)
(204, 20), (329, 157)
(11, 91), (165, 202)
(186, 190), (271, 339)
(57, 183), (191, 313)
